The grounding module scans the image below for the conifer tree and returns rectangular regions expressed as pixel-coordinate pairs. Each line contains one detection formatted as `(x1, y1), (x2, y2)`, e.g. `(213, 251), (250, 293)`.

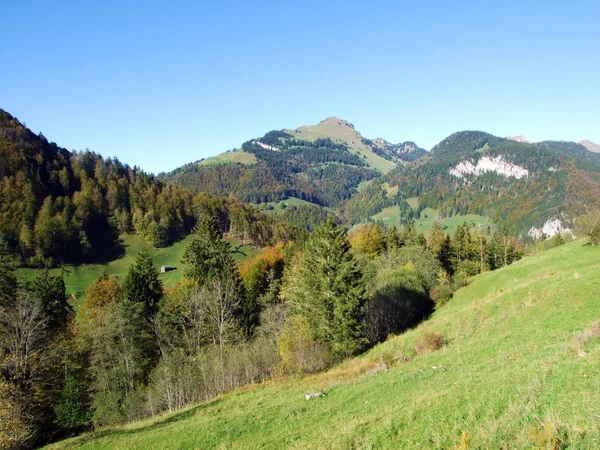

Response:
(182, 215), (251, 334)
(182, 215), (235, 285)
(293, 219), (366, 358)
(121, 248), (163, 317)
(32, 268), (71, 334)
(0, 247), (18, 308)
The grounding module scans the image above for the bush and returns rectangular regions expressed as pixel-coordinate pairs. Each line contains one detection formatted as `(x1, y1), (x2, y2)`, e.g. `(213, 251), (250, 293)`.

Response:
(456, 260), (482, 277)
(430, 285), (454, 307)
(0, 381), (32, 449)
(451, 272), (470, 291)
(414, 331), (445, 355)
(278, 316), (331, 375)
(576, 209), (600, 246)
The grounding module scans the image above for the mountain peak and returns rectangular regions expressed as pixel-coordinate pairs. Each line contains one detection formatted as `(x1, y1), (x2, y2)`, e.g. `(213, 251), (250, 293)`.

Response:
(579, 139), (600, 153)
(319, 117), (355, 130)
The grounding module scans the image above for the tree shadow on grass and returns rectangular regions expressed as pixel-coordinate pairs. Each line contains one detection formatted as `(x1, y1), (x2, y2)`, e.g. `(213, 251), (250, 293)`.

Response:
(82, 227), (125, 265)
(362, 283), (435, 346)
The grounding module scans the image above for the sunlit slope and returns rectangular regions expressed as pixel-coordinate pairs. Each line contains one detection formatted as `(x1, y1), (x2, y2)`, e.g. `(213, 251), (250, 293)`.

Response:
(48, 240), (600, 449)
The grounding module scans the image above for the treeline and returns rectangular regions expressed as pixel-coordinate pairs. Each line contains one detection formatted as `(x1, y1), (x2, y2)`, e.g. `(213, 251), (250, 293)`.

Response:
(0, 215), (528, 448)
(0, 110), (304, 266)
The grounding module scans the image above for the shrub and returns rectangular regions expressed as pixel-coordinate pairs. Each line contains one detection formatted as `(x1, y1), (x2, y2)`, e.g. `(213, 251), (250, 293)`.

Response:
(576, 209), (600, 246)
(456, 260), (482, 277)
(278, 316), (331, 375)
(0, 381), (32, 449)
(430, 285), (454, 307)
(414, 331), (445, 355)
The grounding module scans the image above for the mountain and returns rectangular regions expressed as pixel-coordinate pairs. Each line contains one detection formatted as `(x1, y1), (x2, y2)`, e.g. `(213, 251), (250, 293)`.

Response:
(0, 109), (302, 267)
(161, 118), (426, 208)
(380, 130), (600, 237)
(46, 240), (600, 449)
(580, 139), (600, 153)
(363, 138), (428, 162)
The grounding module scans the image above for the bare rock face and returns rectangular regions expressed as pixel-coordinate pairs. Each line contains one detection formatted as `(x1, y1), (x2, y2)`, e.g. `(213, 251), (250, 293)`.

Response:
(507, 135), (531, 143)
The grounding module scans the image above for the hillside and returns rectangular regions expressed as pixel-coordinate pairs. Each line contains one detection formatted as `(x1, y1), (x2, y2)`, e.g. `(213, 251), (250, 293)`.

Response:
(160, 118), (426, 210)
(47, 240), (600, 449)
(0, 109), (303, 268)
(379, 131), (600, 236)
(15, 233), (259, 302)
(163, 123), (600, 236)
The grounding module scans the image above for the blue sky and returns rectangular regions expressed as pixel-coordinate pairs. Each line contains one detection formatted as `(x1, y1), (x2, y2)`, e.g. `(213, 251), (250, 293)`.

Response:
(1, 0), (599, 174)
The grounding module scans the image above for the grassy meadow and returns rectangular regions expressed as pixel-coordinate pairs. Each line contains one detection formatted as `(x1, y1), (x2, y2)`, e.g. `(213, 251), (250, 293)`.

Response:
(286, 121), (397, 173)
(16, 234), (259, 310)
(254, 196), (320, 214)
(46, 239), (600, 449)
(371, 206), (490, 234)
(198, 150), (257, 166)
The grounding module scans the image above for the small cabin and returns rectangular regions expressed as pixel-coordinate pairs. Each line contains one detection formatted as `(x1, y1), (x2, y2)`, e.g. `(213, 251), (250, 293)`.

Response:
(160, 265), (176, 273)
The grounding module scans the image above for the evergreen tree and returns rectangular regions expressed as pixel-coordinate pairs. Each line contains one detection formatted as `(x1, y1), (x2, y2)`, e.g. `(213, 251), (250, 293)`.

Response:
(31, 268), (71, 334)
(119, 248), (163, 381)
(182, 215), (235, 285)
(0, 247), (18, 308)
(182, 214), (252, 334)
(121, 248), (163, 318)
(293, 219), (366, 358)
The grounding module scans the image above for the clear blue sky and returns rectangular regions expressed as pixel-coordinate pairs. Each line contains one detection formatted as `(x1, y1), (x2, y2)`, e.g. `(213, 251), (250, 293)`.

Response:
(2, 0), (599, 174)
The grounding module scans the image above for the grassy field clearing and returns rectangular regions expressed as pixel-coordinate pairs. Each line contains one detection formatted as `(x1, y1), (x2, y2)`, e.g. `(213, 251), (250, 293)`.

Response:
(16, 234), (259, 309)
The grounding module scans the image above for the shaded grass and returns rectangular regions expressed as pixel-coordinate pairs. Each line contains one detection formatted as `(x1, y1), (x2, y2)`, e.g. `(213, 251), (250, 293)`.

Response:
(47, 240), (600, 449)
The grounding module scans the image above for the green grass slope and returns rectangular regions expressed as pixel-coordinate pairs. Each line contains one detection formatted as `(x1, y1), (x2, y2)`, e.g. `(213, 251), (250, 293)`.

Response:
(47, 240), (600, 449)
(371, 206), (490, 234)
(286, 118), (397, 173)
(198, 150), (257, 166)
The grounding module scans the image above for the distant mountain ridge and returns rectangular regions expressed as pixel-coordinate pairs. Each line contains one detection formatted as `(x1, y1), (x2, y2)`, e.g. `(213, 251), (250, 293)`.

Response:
(580, 139), (600, 153)
(383, 130), (600, 236)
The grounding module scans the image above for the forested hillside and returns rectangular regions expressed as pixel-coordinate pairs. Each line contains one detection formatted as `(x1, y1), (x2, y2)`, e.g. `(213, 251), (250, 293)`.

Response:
(161, 130), (381, 206)
(1, 204), (532, 448)
(379, 131), (600, 236)
(0, 110), (303, 267)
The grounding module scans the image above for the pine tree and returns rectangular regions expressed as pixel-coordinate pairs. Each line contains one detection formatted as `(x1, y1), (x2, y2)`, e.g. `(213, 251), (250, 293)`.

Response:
(0, 247), (18, 308)
(31, 268), (71, 334)
(182, 214), (253, 335)
(182, 215), (235, 285)
(119, 248), (163, 381)
(293, 219), (366, 358)
(121, 248), (163, 318)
